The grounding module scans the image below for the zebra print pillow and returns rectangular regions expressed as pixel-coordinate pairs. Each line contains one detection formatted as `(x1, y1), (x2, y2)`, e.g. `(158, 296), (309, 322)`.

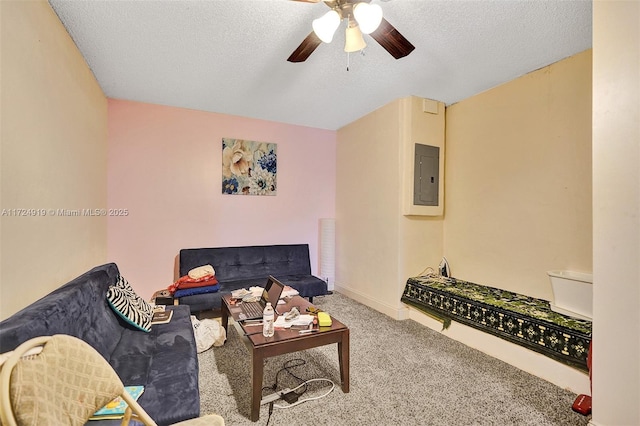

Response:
(106, 276), (154, 332)
(113, 275), (154, 317)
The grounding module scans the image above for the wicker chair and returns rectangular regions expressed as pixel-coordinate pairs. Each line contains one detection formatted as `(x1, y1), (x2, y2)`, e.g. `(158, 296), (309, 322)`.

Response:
(0, 334), (224, 426)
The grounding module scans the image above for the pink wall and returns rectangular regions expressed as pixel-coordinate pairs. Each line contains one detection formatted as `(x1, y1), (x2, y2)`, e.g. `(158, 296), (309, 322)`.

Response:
(107, 99), (336, 299)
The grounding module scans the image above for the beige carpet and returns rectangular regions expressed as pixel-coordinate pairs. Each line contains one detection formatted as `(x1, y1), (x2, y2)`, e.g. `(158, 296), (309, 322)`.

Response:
(197, 292), (590, 425)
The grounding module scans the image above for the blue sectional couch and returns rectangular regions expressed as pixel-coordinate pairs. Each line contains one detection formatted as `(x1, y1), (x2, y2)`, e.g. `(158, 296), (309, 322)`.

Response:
(177, 244), (328, 313)
(0, 263), (201, 426)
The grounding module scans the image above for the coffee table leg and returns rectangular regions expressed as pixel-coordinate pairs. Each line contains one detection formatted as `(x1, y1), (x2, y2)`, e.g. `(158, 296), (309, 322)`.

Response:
(221, 302), (229, 331)
(338, 329), (350, 393)
(251, 349), (264, 421)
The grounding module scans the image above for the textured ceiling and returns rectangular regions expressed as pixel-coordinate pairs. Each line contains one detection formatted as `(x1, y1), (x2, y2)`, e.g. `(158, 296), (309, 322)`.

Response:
(48, 0), (592, 130)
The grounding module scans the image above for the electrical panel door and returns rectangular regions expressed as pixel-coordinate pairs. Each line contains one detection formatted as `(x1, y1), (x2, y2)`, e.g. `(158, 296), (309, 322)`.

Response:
(413, 144), (439, 206)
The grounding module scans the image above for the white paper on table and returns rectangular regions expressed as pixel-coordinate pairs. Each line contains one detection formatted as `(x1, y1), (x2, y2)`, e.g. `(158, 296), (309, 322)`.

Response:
(274, 314), (314, 328)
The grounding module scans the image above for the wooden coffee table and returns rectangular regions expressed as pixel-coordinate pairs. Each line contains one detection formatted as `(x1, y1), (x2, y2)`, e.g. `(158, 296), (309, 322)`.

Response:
(221, 294), (350, 421)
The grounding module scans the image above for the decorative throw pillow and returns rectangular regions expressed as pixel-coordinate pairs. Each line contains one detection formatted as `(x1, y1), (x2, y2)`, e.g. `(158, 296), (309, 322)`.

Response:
(106, 276), (154, 332)
(115, 276), (154, 314)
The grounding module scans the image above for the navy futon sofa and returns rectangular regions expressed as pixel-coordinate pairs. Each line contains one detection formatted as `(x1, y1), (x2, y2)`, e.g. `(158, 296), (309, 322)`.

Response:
(177, 244), (328, 313)
(0, 263), (202, 426)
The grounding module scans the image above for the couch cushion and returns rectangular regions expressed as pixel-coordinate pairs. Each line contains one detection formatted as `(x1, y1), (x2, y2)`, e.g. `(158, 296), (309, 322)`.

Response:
(177, 245), (329, 313)
(0, 263), (124, 360)
(273, 274), (328, 299)
(108, 305), (200, 425)
(0, 264), (202, 426)
(179, 244), (313, 281)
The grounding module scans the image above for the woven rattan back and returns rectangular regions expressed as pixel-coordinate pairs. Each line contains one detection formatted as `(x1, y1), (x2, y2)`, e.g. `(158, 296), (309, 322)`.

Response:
(0, 334), (222, 426)
(0, 335), (124, 426)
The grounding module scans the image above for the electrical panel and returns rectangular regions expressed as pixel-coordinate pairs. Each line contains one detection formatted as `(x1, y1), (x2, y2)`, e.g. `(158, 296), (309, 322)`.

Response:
(413, 144), (439, 206)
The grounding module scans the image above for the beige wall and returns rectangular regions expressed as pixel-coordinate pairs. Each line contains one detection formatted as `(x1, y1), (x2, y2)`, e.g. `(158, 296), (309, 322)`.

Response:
(592, 2), (640, 424)
(336, 100), (402, 314)
(338, 52), (591, 316)
(444, 50), (592, 300)
(0, 1), (108, 319)
(336, 97), (445, 316)
(399, 98), (445, 303)
(339, 53), (593, 393)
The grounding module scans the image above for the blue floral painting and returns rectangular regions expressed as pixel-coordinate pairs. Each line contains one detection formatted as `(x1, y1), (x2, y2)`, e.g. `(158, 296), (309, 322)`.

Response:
(222, 138), (277, 196)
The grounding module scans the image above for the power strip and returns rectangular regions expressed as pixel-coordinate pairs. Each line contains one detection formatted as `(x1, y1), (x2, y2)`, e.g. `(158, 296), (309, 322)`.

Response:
(260, 388), (292, 405)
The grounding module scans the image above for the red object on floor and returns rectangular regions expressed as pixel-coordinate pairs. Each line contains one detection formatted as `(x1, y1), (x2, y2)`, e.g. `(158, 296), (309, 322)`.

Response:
(572, 341), (593, 415)
(572, 394), (592, 415)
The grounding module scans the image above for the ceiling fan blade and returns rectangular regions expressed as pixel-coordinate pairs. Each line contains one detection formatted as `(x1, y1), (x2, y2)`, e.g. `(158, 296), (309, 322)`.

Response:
(369, 17), (415, 59)
(287, 31), (322, 62)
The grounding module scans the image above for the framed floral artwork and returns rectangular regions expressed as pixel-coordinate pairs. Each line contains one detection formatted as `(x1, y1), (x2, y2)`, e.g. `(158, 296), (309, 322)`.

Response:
(222, 138), (277, 196)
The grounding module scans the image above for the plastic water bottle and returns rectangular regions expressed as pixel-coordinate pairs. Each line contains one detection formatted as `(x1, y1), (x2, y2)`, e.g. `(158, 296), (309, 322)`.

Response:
(262, 302), (274, 337)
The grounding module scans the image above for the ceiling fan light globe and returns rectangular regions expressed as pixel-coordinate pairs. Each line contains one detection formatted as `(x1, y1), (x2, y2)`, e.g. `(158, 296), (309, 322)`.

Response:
(353, 2), (383, 34)
(344, 25), (367, 52)
(312, 10), (341, 43)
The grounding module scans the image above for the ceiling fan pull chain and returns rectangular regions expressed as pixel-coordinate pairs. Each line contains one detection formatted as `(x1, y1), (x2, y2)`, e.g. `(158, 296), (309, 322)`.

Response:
(347, 51), (350, 71)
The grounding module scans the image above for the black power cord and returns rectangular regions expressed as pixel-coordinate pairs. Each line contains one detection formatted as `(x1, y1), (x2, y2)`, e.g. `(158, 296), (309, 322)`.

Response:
(263, 358), (335, 422)
(261, 378), (278, 426)
(262, 358), (307, 425)
(272, 358), (308, 398)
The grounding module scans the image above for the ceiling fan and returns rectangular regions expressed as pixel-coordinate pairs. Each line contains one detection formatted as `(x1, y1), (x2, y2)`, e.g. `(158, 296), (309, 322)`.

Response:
(287, 0), (415, 63)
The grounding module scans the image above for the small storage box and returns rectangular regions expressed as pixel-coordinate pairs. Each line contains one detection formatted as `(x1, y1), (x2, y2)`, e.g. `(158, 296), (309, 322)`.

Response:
(547, 270), (593, 321)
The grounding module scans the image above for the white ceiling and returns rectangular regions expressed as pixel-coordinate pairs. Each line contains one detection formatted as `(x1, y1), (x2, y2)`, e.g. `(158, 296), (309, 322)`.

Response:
(48, 0), (592, 131)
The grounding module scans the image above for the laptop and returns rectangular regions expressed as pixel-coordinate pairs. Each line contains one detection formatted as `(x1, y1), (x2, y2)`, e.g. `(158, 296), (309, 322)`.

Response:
(237, 276), (285, 321)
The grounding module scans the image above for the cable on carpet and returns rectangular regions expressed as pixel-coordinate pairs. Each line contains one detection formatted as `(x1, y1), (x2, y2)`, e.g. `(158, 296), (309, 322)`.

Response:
(262, 359), (305, 392)
(273, 378), (335, 409)
(265, 401), (274, 426)
(262, 358), (307, 425)
(263, 358), (335, 416)
(272, 358), (308, 395)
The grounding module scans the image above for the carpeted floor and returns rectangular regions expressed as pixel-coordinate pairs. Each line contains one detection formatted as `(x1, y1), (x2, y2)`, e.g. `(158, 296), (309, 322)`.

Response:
(197, 292), (591, 425)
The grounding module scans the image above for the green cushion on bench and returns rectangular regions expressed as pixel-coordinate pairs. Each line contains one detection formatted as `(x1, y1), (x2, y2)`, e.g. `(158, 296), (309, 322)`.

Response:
(402, 274), (592, 371)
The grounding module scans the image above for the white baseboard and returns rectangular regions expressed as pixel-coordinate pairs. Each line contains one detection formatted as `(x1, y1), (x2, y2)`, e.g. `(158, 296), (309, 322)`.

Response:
(333, 284), (410, 320)
(333, 287), (590, 395)
(324, 277), (334, 292)
(407, 306), (591, 395)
